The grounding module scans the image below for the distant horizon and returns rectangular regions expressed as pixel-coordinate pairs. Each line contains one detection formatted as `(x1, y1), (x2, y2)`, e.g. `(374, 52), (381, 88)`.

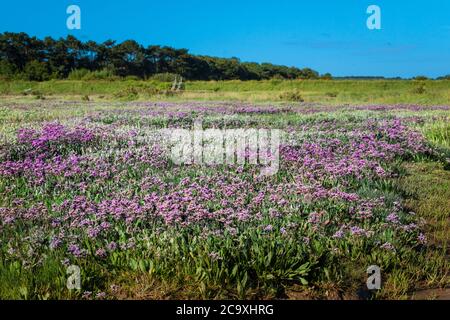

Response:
(1, 1), (449, 78)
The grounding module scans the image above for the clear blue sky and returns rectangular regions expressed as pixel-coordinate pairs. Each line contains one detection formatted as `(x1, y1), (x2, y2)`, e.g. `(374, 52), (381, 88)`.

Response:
(1, 0), (449, 77)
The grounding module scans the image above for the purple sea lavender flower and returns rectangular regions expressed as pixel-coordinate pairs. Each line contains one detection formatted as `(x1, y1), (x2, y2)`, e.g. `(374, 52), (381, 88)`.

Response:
(386, 212), (400, 224)
(49, 236), (62, 249)
(418, 233), (427, 244)
(226, 227), (238, 236)
(350, 226), (367, 236)
(380, 242), (395, 251)
(106, 241), (117, 251)
(308, 211), (322, 224)
(68, 244), (84, 258)
(95, 248), (107, 258)
(332, 230), (345, 239)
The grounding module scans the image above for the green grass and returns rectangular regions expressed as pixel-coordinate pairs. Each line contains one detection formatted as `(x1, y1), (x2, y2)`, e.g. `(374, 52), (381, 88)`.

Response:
(1, 79), (449, 104)
(379, 161), (449, 299)
(400, 162), (449, 247)
(421, 121), (450, 150)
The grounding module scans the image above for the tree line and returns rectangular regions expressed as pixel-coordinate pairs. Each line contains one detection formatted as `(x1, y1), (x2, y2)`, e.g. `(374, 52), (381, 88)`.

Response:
(0, 32), (327, 81)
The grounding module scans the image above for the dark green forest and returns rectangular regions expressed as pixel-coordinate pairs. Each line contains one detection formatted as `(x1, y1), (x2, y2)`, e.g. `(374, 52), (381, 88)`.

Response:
(0, 32), (329, 81)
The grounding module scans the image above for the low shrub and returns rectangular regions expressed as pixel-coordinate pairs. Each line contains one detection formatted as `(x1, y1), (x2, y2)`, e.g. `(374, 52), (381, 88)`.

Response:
(279, 90), (304, 102)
